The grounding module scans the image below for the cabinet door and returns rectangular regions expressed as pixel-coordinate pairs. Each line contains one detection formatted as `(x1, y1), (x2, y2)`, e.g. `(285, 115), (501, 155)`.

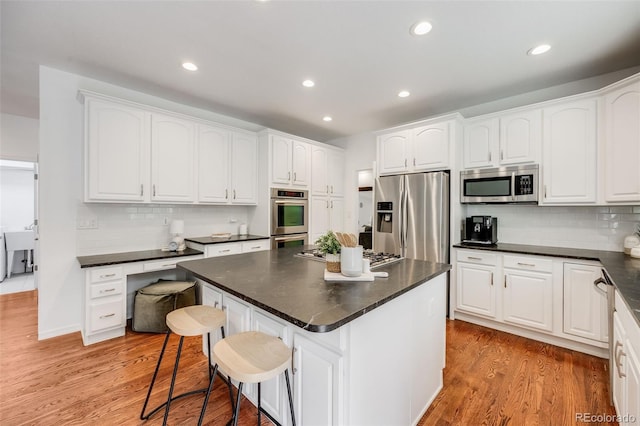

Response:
(253, 311), (290, 425)
(292, 141), (311, 188)
(626, 342), (640, 426)
(456, 263), (497, 318)
(412, 122), (450, 171)
(563, 263), (607, 342)
(499, 109), (541, 165)
(503, 269), (553, 332)
(271, 135), (292, 186)
(327, 149), (345, 197)
(542, 99), (597, 204)
(85, 98), (149, 202)
(378, 131), (409, 174)
(310, 197), (330, 243)
(231, 132), (257, 204)
(223, 294), (252, 337)
(201, 285), (224, 354)
(463, 118), (498, 169)
(198, 124), (231, 203)
(604, 80), (640, 203)
(151, 114), (196, 202)
(329, 197), (344, 233)
(311, 146), (329, 196)
(293, 333), (343, 426)
(613, 312), (626, 416)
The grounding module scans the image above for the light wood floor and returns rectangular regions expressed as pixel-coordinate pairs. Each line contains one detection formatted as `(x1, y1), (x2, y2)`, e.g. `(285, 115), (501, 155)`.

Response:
(1, 290), (615, 425)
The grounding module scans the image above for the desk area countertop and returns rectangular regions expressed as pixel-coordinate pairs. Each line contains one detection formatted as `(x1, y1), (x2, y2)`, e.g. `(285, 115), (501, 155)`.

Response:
(184, 234), (269, 245)
(453, 242), (640, 325)
(77, 248), (203, 269)
(177, 246), (451, 333)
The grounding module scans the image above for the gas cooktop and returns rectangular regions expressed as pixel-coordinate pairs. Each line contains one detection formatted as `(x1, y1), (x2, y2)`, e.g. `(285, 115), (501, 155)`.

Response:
(296, 249), (403, 269)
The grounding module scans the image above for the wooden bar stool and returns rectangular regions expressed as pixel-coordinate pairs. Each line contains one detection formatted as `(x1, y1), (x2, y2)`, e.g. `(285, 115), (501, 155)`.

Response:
(213, 331), (296, 426)
(140, 305), (234, 425)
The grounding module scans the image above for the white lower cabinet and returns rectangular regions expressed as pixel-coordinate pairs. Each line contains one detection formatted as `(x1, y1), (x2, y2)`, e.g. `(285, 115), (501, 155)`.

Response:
(82, 266), (126, 345)
(503, 255), (553, 332)
(293, 332), (344, 425)
(187, 239), (270, 259)
(563, 263), (608, 343)
(613, 290), (640, 424)
(453, 249), (608, 357)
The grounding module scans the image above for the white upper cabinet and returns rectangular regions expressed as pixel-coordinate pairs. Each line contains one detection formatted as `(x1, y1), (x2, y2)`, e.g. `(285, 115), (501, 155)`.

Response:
(463, 118), (498, 169)
(198, 124), (231, 203)
(84, 97), (150, 202)
(151, 114), (196, 203)
(377, 117), (457, 175)
(312, 145), (345, 197)
(602, 77), (640, 203)
(377, 131), (411, 174)
(499, 109), (541, 165)
(412, 122), (451, 170)
(270, 135), (311, 189)
(463, 110), (540, 169)
(541, 98), (597, 204)
(197, 126), (257, 205)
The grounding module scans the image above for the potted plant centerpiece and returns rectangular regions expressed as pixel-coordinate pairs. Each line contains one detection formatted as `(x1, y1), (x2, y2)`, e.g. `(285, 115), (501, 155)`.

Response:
(315, 231), (341, 273)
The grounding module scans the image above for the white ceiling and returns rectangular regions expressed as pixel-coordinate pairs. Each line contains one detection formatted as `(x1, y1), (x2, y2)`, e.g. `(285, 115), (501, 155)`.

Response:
(2, 1), (640, 142)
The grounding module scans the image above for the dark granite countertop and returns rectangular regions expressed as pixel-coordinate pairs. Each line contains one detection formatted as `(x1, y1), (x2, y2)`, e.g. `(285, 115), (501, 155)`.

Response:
(184, 234), (269, 245)
(453, 242), (640, 326)
(177, 246), (451, 333)
(77, 248), (203, 268)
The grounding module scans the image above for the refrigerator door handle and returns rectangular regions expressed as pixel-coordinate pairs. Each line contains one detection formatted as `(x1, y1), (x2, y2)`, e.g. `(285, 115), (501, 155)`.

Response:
(399, 177), (406, 252)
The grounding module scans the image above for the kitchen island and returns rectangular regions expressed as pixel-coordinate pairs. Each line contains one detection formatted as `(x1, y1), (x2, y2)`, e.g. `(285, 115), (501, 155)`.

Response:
(178, 246), (451, 426)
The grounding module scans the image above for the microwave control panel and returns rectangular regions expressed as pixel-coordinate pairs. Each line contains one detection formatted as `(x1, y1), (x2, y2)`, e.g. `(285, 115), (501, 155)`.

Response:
(515, 174), (534, 196)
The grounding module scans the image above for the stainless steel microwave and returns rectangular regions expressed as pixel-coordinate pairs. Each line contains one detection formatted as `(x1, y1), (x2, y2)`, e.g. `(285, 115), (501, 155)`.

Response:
(460, 164), (539, 204)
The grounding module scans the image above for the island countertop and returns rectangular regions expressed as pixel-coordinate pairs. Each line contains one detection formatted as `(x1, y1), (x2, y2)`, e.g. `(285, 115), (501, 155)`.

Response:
(177, 247), (451, 333)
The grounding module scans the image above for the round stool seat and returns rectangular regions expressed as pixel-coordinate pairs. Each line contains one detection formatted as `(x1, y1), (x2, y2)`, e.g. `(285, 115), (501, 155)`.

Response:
(166, 305), (226, 337)
(213, 331), (291, 384)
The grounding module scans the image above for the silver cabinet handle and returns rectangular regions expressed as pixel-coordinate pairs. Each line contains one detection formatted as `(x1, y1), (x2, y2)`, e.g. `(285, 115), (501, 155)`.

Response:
(331, 200), (333, 209)
(326, 185), (329, 194)
(161, 263), (175, 268)
(250, 246), (261, 250)
(544, 185), (547, 199)
(593, 277), (608, 295)
(100, 288), (116, 293)
(220, 249), (231, 253)
(100, 273), (116, 279)
(326, 200), (329, 208)
(233, 189), (236, 199)
(517, 262), (536, 267)
(467, 256), (482, 261)
(330, 185), (334, 194)
(288, 171), (291, 181)
(413, 158), (416, 166)
(214, 301), (219, 308)
(404, 158), (407, 167)
(490, 272), (494, 286)
(489, 151), (492, 162)
(100, 313), (115, 319)
(140, 184), (144, 196)
(501, 150), (504, 161)
(615, 341), (626, 378)
(225, 189), (228, 199)
(293, 172), (297, 181)
(153, 184), (156, 197)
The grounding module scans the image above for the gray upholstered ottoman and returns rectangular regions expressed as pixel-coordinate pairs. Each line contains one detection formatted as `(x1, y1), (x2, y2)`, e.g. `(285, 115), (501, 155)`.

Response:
(132, 280), (197, 333)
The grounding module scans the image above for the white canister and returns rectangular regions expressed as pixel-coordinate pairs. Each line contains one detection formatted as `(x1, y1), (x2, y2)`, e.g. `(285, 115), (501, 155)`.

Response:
(341, 246), (364, 277)
(624, 235), (640, 255)
(239, 223), (248, 236)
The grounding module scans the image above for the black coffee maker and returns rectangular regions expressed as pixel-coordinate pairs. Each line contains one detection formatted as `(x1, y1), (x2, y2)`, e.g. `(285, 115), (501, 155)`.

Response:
(463, 216), (498, 245)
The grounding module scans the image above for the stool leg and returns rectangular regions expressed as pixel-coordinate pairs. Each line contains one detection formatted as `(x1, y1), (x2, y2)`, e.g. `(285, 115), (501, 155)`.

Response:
(220, 325), (236, 412)
(257, 382), (262, 426)
(230, 382), (244, 426)
(140, 331), (171, 420)
(198, 363), (218, 426)
(163, 335), (184, 426)
(285, 369), (296, 426)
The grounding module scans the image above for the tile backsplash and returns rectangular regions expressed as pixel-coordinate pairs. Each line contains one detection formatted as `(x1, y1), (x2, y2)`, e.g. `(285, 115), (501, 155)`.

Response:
(465, 205), (640, 252)
(76, 203), (255, 255)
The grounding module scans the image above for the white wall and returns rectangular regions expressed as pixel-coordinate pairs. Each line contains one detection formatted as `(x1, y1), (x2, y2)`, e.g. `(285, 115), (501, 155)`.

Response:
(37, 66), (266, 340)
(0, 113), (39, 162)
(466, 205), (640, 252)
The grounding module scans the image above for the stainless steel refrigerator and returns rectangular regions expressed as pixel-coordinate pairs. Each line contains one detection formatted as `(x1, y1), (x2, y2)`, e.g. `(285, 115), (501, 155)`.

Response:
(373, 171), (449, 263)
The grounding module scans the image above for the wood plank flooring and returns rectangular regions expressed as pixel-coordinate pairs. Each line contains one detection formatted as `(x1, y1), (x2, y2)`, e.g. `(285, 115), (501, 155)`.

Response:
(1, 290), (616, 425)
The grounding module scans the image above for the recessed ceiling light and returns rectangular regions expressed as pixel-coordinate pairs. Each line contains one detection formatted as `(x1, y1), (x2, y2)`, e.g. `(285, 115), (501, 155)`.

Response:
(527, 44), (551, 56)
(302, 79), (315, 88)
(398, 90), (411, 98)
(323, 116), (333, 122)
(411, 21), (432, 36)
(182, 62), (198, 71)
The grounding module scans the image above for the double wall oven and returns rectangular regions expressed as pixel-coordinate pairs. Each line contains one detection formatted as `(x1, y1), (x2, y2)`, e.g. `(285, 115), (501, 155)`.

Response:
(270, 188), (308, 249)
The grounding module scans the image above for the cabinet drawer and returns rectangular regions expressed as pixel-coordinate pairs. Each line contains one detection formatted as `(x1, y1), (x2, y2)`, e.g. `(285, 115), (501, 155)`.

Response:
(89, 299), (124, 332)
(206, 242), (242, 257)
(503, 255), (552, 273)
(241, 240), (270, 253)
(90, 266), (123, 283)
(456, 250), (497, 266)
(90, 280), (124, 299)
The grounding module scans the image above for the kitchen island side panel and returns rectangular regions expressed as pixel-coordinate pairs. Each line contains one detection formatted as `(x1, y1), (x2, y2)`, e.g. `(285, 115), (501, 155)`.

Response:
(347, 273), (446, 425)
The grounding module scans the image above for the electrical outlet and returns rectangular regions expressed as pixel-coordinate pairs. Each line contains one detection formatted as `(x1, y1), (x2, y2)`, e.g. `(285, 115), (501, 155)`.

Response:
(77, 217), (98, 229)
